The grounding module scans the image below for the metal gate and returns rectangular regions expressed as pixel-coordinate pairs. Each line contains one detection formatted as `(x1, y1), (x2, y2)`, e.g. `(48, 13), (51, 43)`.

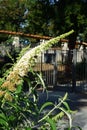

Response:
(34, 48), (87, 92)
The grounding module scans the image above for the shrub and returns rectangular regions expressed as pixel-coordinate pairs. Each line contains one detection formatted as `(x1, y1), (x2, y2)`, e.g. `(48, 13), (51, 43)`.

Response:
(0, 30), (82, 129)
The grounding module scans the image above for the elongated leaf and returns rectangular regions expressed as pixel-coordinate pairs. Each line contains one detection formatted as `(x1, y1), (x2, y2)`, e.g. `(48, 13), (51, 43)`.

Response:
(63, 93), (68, 101)
(58, 107), (72, 128)
(36, 73), (46, 90)
(6, 50), (14, 63)
(0, 118), (8, 127)
(0, 113), (8, 122)
(39, 102), (54, 113)
(52, 111), (64, 121)
(7, 102), (21, 111)
(46, 117), (57, 130)
(23, 76), (31, 88)
(63, 101), (70, 110)
(0, 78), (4, 86)
(25, 128), (32, 130)
(67, 128), (71, 130)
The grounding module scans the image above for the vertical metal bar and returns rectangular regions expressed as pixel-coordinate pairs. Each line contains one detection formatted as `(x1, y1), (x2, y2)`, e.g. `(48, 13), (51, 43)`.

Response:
(72, 49), (77, 92)
(41, 52), (42, 72)
(84, 49), (87, 91)
(85, 50), (87, 80)
(53, 63), (57, 87)
(53, 50), (57, 87)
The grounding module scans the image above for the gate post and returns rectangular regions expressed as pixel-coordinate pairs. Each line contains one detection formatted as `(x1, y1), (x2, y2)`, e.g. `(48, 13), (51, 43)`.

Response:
(72, 49), (77, 92)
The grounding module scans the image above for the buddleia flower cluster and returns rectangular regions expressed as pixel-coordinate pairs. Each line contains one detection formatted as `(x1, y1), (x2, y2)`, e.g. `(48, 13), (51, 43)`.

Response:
(0, 30), (74, 100)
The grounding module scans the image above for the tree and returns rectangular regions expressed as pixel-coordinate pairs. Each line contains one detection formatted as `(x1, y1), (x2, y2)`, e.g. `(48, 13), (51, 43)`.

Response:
(53, 0), (87, 41)
(0, 0), (27, 31)
(25, 0), (52, 36)
(0, 0), (87, 42)
(0, 0), (28, 43)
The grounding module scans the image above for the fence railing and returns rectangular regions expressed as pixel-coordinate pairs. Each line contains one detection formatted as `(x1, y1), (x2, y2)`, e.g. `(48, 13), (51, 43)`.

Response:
(34, 48), (87, 92)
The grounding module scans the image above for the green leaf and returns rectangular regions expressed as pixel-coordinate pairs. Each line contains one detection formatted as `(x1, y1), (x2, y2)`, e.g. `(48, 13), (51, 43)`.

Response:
(52, 111), (64, 121)
(0, 113), (7, 121)
(0, 78), (4, 86)
(6, 50), (14, 63)
(37, 73), (46, 90)
(39, 102), (54, 113)
(25, 127), (32, 130)
(8, 115), (16, 121)
(63, 93), (68, 101)
(7, 102), (21, 112)
(46, 117), (57, 130)
(58, 107), (72, 128)
(15, 84), (22, 94)
(63, 101), (70, 110)
(0, 118), (9, 128)
(67, 128), (71, 130)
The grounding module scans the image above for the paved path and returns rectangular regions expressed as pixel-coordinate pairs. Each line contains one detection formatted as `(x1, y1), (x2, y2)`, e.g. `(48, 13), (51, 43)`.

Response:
(37, 90), (87, 130)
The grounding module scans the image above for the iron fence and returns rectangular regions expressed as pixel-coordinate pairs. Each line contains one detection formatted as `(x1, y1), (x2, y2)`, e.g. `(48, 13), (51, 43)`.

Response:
(34, 48), (87, 92)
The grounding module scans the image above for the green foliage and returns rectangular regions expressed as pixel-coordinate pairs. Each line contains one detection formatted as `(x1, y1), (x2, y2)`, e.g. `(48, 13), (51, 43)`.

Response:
(0, 0), (27, 31)
(0, 31), (82, 130)
(16, 45), (31, 61)
(0, 0), (87, 44)
(0, 70), (80, 130)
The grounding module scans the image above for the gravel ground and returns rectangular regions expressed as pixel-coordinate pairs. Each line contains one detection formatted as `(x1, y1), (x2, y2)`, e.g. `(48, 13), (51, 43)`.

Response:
(37, 90), (87, 130)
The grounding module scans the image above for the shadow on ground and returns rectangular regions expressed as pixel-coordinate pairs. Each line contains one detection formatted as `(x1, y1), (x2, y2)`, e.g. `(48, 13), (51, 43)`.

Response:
(37, 87), (87, 130)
